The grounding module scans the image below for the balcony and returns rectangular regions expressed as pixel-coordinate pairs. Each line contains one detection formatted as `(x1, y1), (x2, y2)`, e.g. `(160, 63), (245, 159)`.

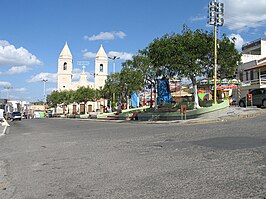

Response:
(241, 74), (266, 89)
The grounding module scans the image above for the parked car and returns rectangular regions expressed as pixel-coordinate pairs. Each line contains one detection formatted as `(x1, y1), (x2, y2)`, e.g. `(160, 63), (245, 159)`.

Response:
(47, 110), (53, 118)
(239, 88), (266, 108)
(11, 111), (22, 121)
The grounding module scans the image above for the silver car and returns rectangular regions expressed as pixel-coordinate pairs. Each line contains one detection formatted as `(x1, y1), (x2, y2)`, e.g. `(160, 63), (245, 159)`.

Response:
(239, 88), (266, 108)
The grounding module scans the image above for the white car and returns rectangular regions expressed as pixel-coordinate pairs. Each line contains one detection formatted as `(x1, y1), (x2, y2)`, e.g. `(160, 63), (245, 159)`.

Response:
(11, 112), (22, 121)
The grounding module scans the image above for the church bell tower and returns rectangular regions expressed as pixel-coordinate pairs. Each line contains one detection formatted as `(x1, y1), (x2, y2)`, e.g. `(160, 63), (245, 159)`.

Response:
(94, 45), (108, 89)
(58, 42), (73, 91)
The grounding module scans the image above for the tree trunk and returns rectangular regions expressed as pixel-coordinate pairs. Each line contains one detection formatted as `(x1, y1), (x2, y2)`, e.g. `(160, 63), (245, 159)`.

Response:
(127, 96), (129, 109)
(150, 84), (153, 108)
(191, 76), (201, 109)
(154, 82), (157, 110)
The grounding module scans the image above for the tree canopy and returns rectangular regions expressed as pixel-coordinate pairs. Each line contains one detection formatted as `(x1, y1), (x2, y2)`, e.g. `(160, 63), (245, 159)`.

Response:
(145, 26), (241, 108)
(47, 87), (99, 108)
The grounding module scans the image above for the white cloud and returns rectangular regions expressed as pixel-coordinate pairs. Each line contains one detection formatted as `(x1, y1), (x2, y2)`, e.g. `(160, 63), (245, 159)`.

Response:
(72, 68), (82, 80)
(83, 50), (133, 61)
(46, 87), (57, 93)
(4, 65), (32, 75)
(0, 81), (11, 87)
(72, 68), (94, 81)
(0, 40), (10, 47)
(223, 0), (266, 31)
(13, 87), (27, 93)
(83, 52), (96, 59)
(108, 51), (133, 60)
(7, 95), (18, 100)
(27, 72), (57, 83)
(84, 31), (126, 41)
(228, 34), (245, 51)
(0, 40), (42, 67)
(190, 16), (206, 22)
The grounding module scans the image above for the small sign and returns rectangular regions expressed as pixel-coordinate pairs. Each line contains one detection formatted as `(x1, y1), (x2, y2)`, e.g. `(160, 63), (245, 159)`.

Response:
(181, 105), (187, 114)
(246, 94), (252, 101)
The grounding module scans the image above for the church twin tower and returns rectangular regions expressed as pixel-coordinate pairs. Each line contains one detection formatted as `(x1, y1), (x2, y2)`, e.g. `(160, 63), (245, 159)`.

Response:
(57, 42), (108, 91)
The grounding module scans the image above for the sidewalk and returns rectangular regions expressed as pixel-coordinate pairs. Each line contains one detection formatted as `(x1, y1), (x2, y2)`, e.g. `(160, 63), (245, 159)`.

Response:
(177, 106), (265, 124)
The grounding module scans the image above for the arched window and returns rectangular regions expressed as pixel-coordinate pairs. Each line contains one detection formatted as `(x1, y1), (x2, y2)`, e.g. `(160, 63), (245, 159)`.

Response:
(63, 62), (67, 70)
(100, 64), (103, 72)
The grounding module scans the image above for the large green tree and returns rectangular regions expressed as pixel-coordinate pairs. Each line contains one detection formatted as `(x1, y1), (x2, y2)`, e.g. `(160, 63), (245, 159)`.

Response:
(47, 91), (61, 108)
(120, 59), (145, 100)
(46, 87), (98, 109)
(147, 26), (241, 108)
(74, 86), (95, 103)
(217, 34), (242, 78)
(120, 52), (158, 107)
(102, 73), (121, 106)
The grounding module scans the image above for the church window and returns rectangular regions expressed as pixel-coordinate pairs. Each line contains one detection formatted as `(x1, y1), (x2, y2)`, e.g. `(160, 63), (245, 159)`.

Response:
(100, 64), (103, 72)
(63, 62), (67, 70)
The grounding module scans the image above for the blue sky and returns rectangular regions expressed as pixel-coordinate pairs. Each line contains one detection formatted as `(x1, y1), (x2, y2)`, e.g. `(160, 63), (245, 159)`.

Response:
(1, 0), (266, 101)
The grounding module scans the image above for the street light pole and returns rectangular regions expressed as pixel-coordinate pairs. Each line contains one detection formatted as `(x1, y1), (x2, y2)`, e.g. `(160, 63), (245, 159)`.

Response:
(3, 86), (13, 100)
(208, 0), (224, 104)
(41, 79), (48, 103)
(214, 23), (218, 104)
(108, 56), (120, 111)
(108, 56), (120, 74)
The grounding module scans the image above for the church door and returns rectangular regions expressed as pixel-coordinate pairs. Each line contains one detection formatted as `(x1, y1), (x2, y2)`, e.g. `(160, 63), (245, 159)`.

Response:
(63, 105), (66, 114)
(100, 105), (104, 113)
(80, 104), (85, 114)
(88, 105), (92, 112)
(73, 105), (77, 114)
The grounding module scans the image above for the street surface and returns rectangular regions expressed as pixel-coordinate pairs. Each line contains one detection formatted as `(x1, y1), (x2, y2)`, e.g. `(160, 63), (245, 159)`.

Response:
(0, 115), (266, 198)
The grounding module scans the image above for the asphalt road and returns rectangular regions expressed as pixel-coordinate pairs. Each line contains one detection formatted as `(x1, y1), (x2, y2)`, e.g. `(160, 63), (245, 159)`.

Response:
(0, 115), (266, 199)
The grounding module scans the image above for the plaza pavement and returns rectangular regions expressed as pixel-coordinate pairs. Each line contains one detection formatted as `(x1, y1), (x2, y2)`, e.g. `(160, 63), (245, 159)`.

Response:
(0, 125), (4, 135)
(177, 106), (265, 124)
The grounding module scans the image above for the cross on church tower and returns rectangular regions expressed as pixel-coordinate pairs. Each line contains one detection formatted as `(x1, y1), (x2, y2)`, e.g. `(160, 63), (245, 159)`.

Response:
(77, 61), (89, 74)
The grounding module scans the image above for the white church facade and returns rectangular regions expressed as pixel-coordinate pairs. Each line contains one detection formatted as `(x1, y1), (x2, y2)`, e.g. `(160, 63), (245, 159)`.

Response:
(56, 43), (109, 114)
(58, 42), (108, 91)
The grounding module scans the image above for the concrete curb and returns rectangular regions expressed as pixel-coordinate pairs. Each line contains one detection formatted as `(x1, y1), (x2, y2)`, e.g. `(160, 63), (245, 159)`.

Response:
(50, 108), (265, 125)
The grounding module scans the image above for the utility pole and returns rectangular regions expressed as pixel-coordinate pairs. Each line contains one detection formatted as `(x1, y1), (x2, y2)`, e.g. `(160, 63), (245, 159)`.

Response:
(208, 0), (224, 104)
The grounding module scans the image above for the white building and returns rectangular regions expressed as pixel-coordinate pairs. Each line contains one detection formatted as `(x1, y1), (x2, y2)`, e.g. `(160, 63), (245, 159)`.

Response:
(237, 38), (266, 96)
(58, 42), (108, 91)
